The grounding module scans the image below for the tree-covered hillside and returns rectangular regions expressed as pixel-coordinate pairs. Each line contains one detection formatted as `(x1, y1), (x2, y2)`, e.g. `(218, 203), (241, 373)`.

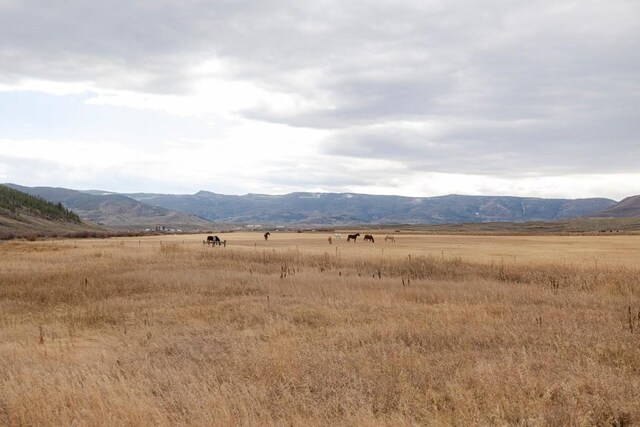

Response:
(0, 184), (81, 223)
(6, 184), (214, 230)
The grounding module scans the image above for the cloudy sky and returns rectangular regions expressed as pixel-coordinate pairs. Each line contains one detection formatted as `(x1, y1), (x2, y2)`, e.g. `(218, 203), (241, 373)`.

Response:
(1, 0), (638, 200)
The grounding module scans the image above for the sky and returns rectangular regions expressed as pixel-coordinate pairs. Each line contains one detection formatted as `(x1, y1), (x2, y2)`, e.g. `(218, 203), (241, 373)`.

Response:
(1, 0), (638, 200)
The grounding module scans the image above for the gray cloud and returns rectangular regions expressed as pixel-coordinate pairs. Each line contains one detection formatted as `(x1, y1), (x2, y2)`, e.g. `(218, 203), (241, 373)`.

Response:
(323, 107), (640, 175)
(252, 156), (410, 192)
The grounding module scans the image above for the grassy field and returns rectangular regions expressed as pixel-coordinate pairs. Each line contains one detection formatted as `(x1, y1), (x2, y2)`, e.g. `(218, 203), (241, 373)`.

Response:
(1, 232), (640, 425)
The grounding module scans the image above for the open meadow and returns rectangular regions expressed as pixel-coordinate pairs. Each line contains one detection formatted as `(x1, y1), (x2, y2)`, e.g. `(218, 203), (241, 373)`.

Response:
(1, 232), (640, 425)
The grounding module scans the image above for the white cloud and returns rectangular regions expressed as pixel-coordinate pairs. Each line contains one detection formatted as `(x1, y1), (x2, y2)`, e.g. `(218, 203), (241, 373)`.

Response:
(0, 119), (329, 193)
(1, 139), (138, 168)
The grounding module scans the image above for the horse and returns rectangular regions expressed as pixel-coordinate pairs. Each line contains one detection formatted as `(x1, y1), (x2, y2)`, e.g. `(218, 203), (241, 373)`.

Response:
(363, 234), (374, 243)
(328, 236), (333, 244)
(334, 233), (342, 240)
(384, 235), (395, 242)
(347, 233), (360, 242)
(205, 235), (221, 246)
(264, 232), (271, 241)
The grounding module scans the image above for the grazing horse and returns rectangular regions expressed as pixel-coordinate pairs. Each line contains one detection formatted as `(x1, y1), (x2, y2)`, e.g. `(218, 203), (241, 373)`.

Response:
(264, 232), (271, 241)
(384, 235), (395, 242)
(205, 235), (222, 246)
(347, 233), (360, 242)
(364, 234), (374, 243)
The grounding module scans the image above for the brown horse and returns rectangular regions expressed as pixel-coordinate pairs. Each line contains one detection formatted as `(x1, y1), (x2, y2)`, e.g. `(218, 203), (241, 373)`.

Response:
(205, 235), (222, 246)
(364, 234), (374, 243)
(347, 233), (360, 242)
(264, 232), (271, 241)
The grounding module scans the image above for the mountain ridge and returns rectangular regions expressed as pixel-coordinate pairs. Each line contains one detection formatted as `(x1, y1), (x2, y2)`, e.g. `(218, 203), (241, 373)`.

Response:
(124, 190), (618, 225)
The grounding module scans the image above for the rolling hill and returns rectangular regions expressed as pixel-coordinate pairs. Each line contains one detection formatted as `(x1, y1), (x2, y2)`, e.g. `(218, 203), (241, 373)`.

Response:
(0, 184), (102, 237)
(596, 195), (640, 218)
(5, 184), (214, 231)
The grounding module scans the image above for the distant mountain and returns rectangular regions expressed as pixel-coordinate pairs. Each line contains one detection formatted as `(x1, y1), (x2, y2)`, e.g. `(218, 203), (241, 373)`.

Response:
(596, 195), (640, 218)
(0, 184), (98, 236)
(125, 191), (616, 225)
(5, 184), (214, 231)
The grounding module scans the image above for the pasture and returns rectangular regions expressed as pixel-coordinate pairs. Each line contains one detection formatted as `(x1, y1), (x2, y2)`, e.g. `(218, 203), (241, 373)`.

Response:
(1, 232), (640, 425)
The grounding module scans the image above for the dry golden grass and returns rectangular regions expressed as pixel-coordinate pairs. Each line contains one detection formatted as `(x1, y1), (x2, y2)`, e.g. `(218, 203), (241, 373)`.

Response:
(1, 233), (640, 425)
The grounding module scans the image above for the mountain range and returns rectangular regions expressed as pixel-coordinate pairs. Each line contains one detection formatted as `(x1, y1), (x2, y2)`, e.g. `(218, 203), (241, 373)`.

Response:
(124, 191), (617, 225)
(4, 184), (639, 231)
(122, 191), (615, 225)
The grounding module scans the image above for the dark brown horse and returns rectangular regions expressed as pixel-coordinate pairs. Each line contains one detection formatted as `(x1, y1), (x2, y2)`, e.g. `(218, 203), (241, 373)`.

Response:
(347, 233), (360, 242)
(264, 232), (271, 241)
(363, 234), (374, 243)
(205, 235), (221, 245)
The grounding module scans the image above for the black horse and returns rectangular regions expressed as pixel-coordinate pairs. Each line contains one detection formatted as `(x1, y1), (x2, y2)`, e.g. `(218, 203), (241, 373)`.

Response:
(264, 232), (271, 241)
(364, 234), (374, 243)
(347, 233), (360, 242)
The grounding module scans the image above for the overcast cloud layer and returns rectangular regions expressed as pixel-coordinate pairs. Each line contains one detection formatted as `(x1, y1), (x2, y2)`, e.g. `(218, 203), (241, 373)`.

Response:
(1, 0), (638, 199)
